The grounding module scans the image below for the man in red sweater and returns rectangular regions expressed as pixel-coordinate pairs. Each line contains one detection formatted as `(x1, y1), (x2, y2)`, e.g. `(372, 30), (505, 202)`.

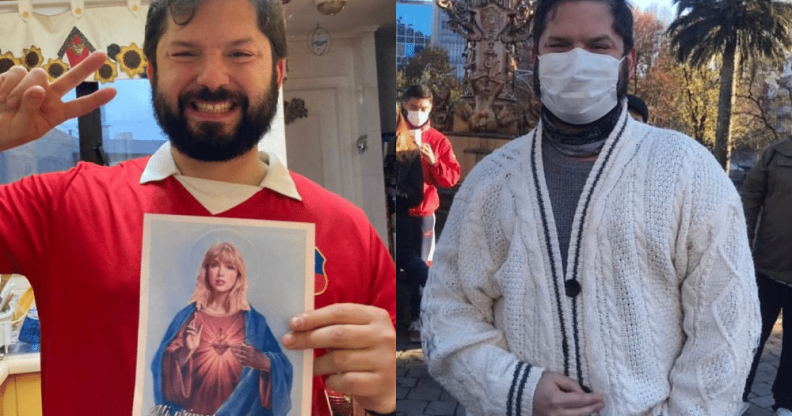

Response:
(399, 84), (460, 342)
(0, 0), (395, 415)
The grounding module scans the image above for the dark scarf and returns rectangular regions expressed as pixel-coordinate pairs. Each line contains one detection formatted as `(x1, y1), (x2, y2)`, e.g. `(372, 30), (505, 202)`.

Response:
(541, 104), (622, 158)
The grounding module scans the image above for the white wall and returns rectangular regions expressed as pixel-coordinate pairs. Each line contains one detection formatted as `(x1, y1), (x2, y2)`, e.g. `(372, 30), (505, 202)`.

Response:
(284, 28), (388, 245)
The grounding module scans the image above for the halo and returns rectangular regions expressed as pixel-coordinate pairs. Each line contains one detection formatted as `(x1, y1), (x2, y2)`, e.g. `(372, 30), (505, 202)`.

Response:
(188, 228), (261, 285)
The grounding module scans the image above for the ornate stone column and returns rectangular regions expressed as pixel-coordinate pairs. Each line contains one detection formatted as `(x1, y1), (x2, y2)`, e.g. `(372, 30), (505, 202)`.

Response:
(437, 0), (536, 137)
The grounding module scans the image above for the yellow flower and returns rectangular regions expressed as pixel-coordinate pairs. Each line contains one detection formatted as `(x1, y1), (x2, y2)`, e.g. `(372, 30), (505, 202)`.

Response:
(117, 43), (147, 78)
(0, 52), (20, 74)
(43, 58), (70, 82)
(94, 58), (118, 84)
(21, 46), (43, 70)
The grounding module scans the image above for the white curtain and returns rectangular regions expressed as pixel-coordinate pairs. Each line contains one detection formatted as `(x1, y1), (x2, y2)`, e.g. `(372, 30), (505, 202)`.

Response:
(0, 0), (149, 82)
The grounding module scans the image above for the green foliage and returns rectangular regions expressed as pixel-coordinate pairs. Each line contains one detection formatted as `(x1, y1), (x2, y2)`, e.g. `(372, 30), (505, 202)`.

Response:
(667, 0), (792, 168)
(400, 46), (453, 84)
(630, 9), (718, 145)
(731, 58), (789, 151)
(669, 0), (792, 71)
(396, 46), (463, 130)
(676, 63), (720, 147)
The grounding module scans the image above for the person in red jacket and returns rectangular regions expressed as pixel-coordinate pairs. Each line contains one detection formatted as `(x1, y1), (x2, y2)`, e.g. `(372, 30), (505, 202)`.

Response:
(400, 85), (460, 342)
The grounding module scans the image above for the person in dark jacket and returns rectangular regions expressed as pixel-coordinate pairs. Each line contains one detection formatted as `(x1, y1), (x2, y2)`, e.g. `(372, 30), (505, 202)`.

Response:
(741, 137), (792, 416)
(392, 108), (428, 343)
(626, 94), (648, 123)
(400, 85), (460, 342)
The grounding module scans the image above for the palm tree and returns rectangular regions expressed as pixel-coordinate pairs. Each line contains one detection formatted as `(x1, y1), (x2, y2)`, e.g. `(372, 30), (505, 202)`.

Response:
(667, 0), (792, 170)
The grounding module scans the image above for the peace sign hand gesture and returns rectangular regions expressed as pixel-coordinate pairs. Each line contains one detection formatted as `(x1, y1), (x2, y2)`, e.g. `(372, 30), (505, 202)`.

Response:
(0, 51), (117, 152)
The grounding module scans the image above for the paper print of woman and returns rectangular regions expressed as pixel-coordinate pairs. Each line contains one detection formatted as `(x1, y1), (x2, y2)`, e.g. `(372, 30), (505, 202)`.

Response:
(150, 242), (292, 416)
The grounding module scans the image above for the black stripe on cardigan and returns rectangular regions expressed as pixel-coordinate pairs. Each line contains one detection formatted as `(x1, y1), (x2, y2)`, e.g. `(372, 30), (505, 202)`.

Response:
(530, 129), (570, 376)
(507, 361), (525, 416)
(515, 363), (533, 416)
(568, 112), (629, 389)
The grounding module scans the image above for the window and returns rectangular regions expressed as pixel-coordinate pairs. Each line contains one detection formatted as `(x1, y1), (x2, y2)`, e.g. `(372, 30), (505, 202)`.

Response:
(67, 79), (167, 165)
(0, 108), (79, 184)
(0, 79), (166, 184)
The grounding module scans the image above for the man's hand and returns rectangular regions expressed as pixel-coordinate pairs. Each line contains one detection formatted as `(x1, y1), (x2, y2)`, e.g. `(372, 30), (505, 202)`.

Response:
(533, 372), (604, 416)
(0, 51), (116, 152)
(281, 303), (396, 414)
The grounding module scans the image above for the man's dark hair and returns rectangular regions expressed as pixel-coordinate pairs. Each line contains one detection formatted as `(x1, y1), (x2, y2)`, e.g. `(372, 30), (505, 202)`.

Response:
(402, 84), (434, 103)
(627, 94), (648, 122)
(531, 0), (634, 99)
(531, 0), (634, 56)
(143, 0), (287, 71)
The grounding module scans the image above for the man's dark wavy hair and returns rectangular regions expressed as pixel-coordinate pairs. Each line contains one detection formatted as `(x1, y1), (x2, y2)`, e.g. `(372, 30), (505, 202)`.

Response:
(402, 84), (434, 103)
(531, 0), (634, 56)
(143, 0), (287, 71)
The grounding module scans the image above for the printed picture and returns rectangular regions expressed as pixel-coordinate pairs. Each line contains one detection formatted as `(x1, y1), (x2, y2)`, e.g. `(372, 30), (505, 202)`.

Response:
(132, 214), (314, 416)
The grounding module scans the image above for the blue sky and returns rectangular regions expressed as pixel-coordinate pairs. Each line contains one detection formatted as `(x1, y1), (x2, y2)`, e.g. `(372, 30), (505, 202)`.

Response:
(398, 0), (676, 37)
(397, 3), (433, 35)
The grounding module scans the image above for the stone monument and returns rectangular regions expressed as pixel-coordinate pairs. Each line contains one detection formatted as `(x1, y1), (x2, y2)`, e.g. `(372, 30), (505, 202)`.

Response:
(436, 0), (538, 137)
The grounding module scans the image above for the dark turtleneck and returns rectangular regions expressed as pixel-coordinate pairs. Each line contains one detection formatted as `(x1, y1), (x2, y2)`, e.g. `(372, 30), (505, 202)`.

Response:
(541, 103), (623, 271)
(542, 103), (622, 158)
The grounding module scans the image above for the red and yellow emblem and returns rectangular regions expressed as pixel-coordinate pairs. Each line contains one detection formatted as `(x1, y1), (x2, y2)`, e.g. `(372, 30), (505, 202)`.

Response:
(58, 28), (95, 68)
(314, 249), (329, 295)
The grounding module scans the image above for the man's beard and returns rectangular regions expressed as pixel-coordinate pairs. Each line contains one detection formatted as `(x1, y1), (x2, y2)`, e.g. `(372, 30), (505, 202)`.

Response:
(151, 70), (279, 162)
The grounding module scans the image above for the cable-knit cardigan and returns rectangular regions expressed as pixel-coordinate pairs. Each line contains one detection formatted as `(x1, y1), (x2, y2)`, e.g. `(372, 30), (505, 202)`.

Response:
(421, 108), (761, 416)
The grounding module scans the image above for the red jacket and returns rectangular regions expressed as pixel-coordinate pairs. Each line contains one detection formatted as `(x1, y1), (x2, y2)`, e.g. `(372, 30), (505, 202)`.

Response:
(409, 125), (461, 217)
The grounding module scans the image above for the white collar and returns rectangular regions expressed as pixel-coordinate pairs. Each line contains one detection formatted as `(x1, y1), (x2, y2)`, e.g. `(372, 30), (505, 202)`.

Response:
(139, 141), (302, 201)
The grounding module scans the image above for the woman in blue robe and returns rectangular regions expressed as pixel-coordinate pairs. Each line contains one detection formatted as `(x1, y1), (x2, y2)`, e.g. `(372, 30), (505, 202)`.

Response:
(150, 242), (292, 416)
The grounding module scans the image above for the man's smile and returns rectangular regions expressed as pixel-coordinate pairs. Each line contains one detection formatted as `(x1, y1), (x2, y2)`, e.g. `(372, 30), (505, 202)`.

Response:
(192, 100), (236, 113)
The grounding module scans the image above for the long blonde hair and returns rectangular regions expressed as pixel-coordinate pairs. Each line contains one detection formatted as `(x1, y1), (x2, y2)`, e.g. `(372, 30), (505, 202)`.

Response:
(396, 104), (419, 163)
(189, 242), (251, 313)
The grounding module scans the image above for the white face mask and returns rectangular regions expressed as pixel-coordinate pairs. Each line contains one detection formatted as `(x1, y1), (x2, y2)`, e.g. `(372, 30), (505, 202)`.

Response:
(406, 110), (430, 128)
(538, 48), (623, 125)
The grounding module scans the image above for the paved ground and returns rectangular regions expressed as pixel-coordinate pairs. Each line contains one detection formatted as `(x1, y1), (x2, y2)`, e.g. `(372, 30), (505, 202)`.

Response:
(397, 316), (784, 416)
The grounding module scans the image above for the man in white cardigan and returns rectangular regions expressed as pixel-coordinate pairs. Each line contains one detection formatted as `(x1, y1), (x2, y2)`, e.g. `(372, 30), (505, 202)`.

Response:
(420, 0), (761, 415)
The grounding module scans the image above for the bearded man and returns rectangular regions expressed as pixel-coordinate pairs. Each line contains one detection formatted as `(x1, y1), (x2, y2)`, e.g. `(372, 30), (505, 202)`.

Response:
(0, 0), (396, 415)
(420, 0), (760, 415)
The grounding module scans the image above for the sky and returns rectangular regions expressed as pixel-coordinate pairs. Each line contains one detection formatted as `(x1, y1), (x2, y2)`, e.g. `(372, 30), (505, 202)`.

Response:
(398, 0), (676, 37)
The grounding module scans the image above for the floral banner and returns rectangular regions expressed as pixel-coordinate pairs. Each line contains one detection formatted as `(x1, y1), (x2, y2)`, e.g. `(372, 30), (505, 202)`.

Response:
(0, 2), (148, 83)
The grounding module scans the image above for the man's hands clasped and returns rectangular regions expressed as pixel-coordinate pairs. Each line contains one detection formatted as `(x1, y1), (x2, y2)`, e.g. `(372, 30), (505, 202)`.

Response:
(533, 372), (604, 416)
